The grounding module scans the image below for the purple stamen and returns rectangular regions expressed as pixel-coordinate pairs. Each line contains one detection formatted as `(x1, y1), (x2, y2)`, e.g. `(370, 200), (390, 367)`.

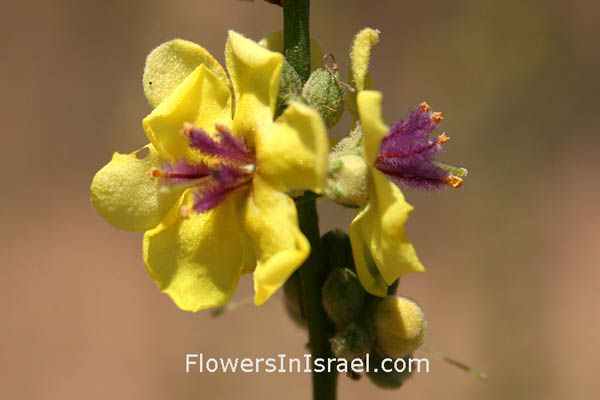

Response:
(377, 161), (452, 190)
(153, 159), (212, 185)
(151, 123), (256, 215)
(215, 125), (253, 163)
(193, 176), (251, 213)
(375, 103), (460, 190)
(185, 124), (252, 163)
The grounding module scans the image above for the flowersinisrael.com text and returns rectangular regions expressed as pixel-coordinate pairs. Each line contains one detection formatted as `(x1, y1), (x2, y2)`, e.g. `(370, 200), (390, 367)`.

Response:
(185, 353), (429, 374)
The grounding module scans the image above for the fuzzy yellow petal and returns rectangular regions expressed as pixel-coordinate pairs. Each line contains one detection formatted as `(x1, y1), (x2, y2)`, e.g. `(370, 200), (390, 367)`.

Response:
(242, 176), (310, 305)
(91, 144), (182, 232)
(256, 102), (328, 193)
(346, 28), (380, 118)
(258, 31), (325, 71)
(349, 215), (389, 297)
(225, 31), (283, 146)
(352, 170), (424, 294)
(143, 190), (247, 311)
(142, 65), (233, 161)
(143, 39), (232, 108)
(349, 28), (380, 91)
(357, 90), (388, 165)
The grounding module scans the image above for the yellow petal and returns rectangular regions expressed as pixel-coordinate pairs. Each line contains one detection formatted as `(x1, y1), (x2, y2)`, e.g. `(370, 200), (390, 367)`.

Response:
(143, 39), (232, 108)
(256, 102), (328, 193)
(143, 190), (248, 311)
(240, 231), (258, 274)
(349, 28), (380, 91)
(349, 212), (388, 297)
(142, 65), (233, 161)
(346, 28), (380, 118)
(242, 176), (310, 305)
(91, 144), (183, 232)
(225, 31), (283, 146)
(351, 169), (424, 295)
(258, 31), (326, 71)
(357, 90), (388, 165)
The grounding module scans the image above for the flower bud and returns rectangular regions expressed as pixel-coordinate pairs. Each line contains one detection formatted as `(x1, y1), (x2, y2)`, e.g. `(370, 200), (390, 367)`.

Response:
(282, 272), (306, 328)
(330, 323), (371, 360)
(366, 351), (414, 389)
(302, 68), (345, 128)
(322, 268), (365, 330)
(276, 60), (302, 117)
(325, 153), (370, 208)
(324, 127), (371, 208)
(373, 297), (426, 358)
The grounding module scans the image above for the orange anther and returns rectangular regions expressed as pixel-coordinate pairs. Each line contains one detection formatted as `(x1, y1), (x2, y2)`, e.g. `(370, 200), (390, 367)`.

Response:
(437, 132), (450, 144)
(420, 102), (431, 113)
(215, 124), (231, 134)
(180, 205), (193, 219)
(147, 167), (162, 178)
(182, 122), (194, 136)
(446, 175), (462, 188)
(431, 112), (443, 123)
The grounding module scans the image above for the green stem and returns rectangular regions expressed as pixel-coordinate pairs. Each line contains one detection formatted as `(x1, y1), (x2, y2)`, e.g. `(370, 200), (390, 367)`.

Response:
(283, 0), (311, 82)
(283, 1), (337, 399)
(297, 198), (337, 400)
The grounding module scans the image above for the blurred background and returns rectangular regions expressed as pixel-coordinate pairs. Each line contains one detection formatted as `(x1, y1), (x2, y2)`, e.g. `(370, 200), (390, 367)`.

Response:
(2, 0), (599, 399)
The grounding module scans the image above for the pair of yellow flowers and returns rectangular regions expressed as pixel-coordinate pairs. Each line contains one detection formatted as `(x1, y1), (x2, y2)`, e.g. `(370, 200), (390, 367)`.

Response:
(91, 29), (424, 312)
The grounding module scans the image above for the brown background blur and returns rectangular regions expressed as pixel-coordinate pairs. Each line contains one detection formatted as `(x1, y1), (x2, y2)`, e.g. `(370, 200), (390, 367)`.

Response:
(2, 0), (599, 399)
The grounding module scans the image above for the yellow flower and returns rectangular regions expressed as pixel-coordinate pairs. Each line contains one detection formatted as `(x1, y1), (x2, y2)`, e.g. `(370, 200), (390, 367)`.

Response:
(345, 29), (425, 297)
(91, 31), (328, 311)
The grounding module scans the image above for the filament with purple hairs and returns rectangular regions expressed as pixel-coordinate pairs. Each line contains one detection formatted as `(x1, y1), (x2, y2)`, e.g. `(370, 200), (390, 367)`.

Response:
(375, 102), (462, 190)
(185, 123), (253, 163)
(150, 124), (255, 214)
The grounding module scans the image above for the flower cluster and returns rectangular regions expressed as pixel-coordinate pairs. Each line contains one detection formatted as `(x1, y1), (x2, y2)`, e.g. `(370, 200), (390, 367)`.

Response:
(91, 25), (466, 386)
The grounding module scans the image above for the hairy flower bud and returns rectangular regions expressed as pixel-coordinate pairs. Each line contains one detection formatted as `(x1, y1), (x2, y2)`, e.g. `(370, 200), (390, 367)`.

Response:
(283, 272), (306, 327)
(325, 153), (370, 208)
(366, 351), (414, 389)
(322, 268), (366, 330)
(324, 127), (372, 207)
(330, 323), (371, 360)
(276, 60), (303, 117)
(373, 297), (426, 358)
(302, 68), (345, 128)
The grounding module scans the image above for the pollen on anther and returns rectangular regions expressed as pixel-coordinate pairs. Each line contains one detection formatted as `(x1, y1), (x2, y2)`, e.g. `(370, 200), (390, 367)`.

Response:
(431, 112), (443, 123)
(420, 102), (431, 113)
(446, 175), (463, 188)
(215, 124), (229, 134)
(180, 205), (193, 219)
(182, 122), (194, 136)
(147, 167), (161, 178)
(437, 132), (450, 144)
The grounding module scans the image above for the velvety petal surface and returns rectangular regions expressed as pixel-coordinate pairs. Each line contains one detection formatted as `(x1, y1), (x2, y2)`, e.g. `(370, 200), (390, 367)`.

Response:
(143, 39), (232, 108)
(351, 170), (424, 295)
(258, 31), (325, 71)
(346, 28), (380, 118)
(349, 216), (389, 297)
(242, 176), (310, 305)
(255, 102), (328, 193)
(143, 190), (247, 311)
(91, 144), (183, 232)
(357, 90), (388, 164)
(349, 28), (380, 91)
(225, 31), (283, 146)
(143, 65), (233, 162)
